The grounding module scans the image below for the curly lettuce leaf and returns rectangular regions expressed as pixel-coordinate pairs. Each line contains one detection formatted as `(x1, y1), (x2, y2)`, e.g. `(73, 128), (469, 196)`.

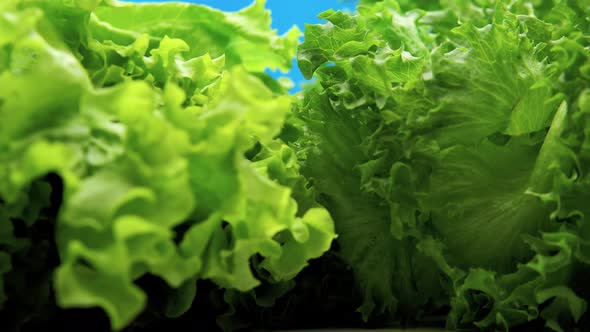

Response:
(292, 0), (590, 331)
(0, 0), (334, 330)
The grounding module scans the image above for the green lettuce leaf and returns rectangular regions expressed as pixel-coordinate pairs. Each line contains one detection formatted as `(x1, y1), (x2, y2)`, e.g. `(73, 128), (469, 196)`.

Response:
(292, 0), (590, 330)
(0, 0), (334, 330)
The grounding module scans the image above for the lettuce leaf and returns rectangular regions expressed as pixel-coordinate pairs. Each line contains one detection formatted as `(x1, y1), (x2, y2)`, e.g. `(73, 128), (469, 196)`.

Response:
(0, 0), (334, 330)
(292, 0), (590, 330)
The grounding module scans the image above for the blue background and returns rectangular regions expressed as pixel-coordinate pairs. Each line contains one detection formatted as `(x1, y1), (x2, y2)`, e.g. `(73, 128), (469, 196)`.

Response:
(126, 0), (356, 91)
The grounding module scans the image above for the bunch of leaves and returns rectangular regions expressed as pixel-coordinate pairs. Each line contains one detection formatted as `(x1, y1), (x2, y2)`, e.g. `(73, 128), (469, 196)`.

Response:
(291, 0), (590, 331)
(0, 0), (336, 330)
